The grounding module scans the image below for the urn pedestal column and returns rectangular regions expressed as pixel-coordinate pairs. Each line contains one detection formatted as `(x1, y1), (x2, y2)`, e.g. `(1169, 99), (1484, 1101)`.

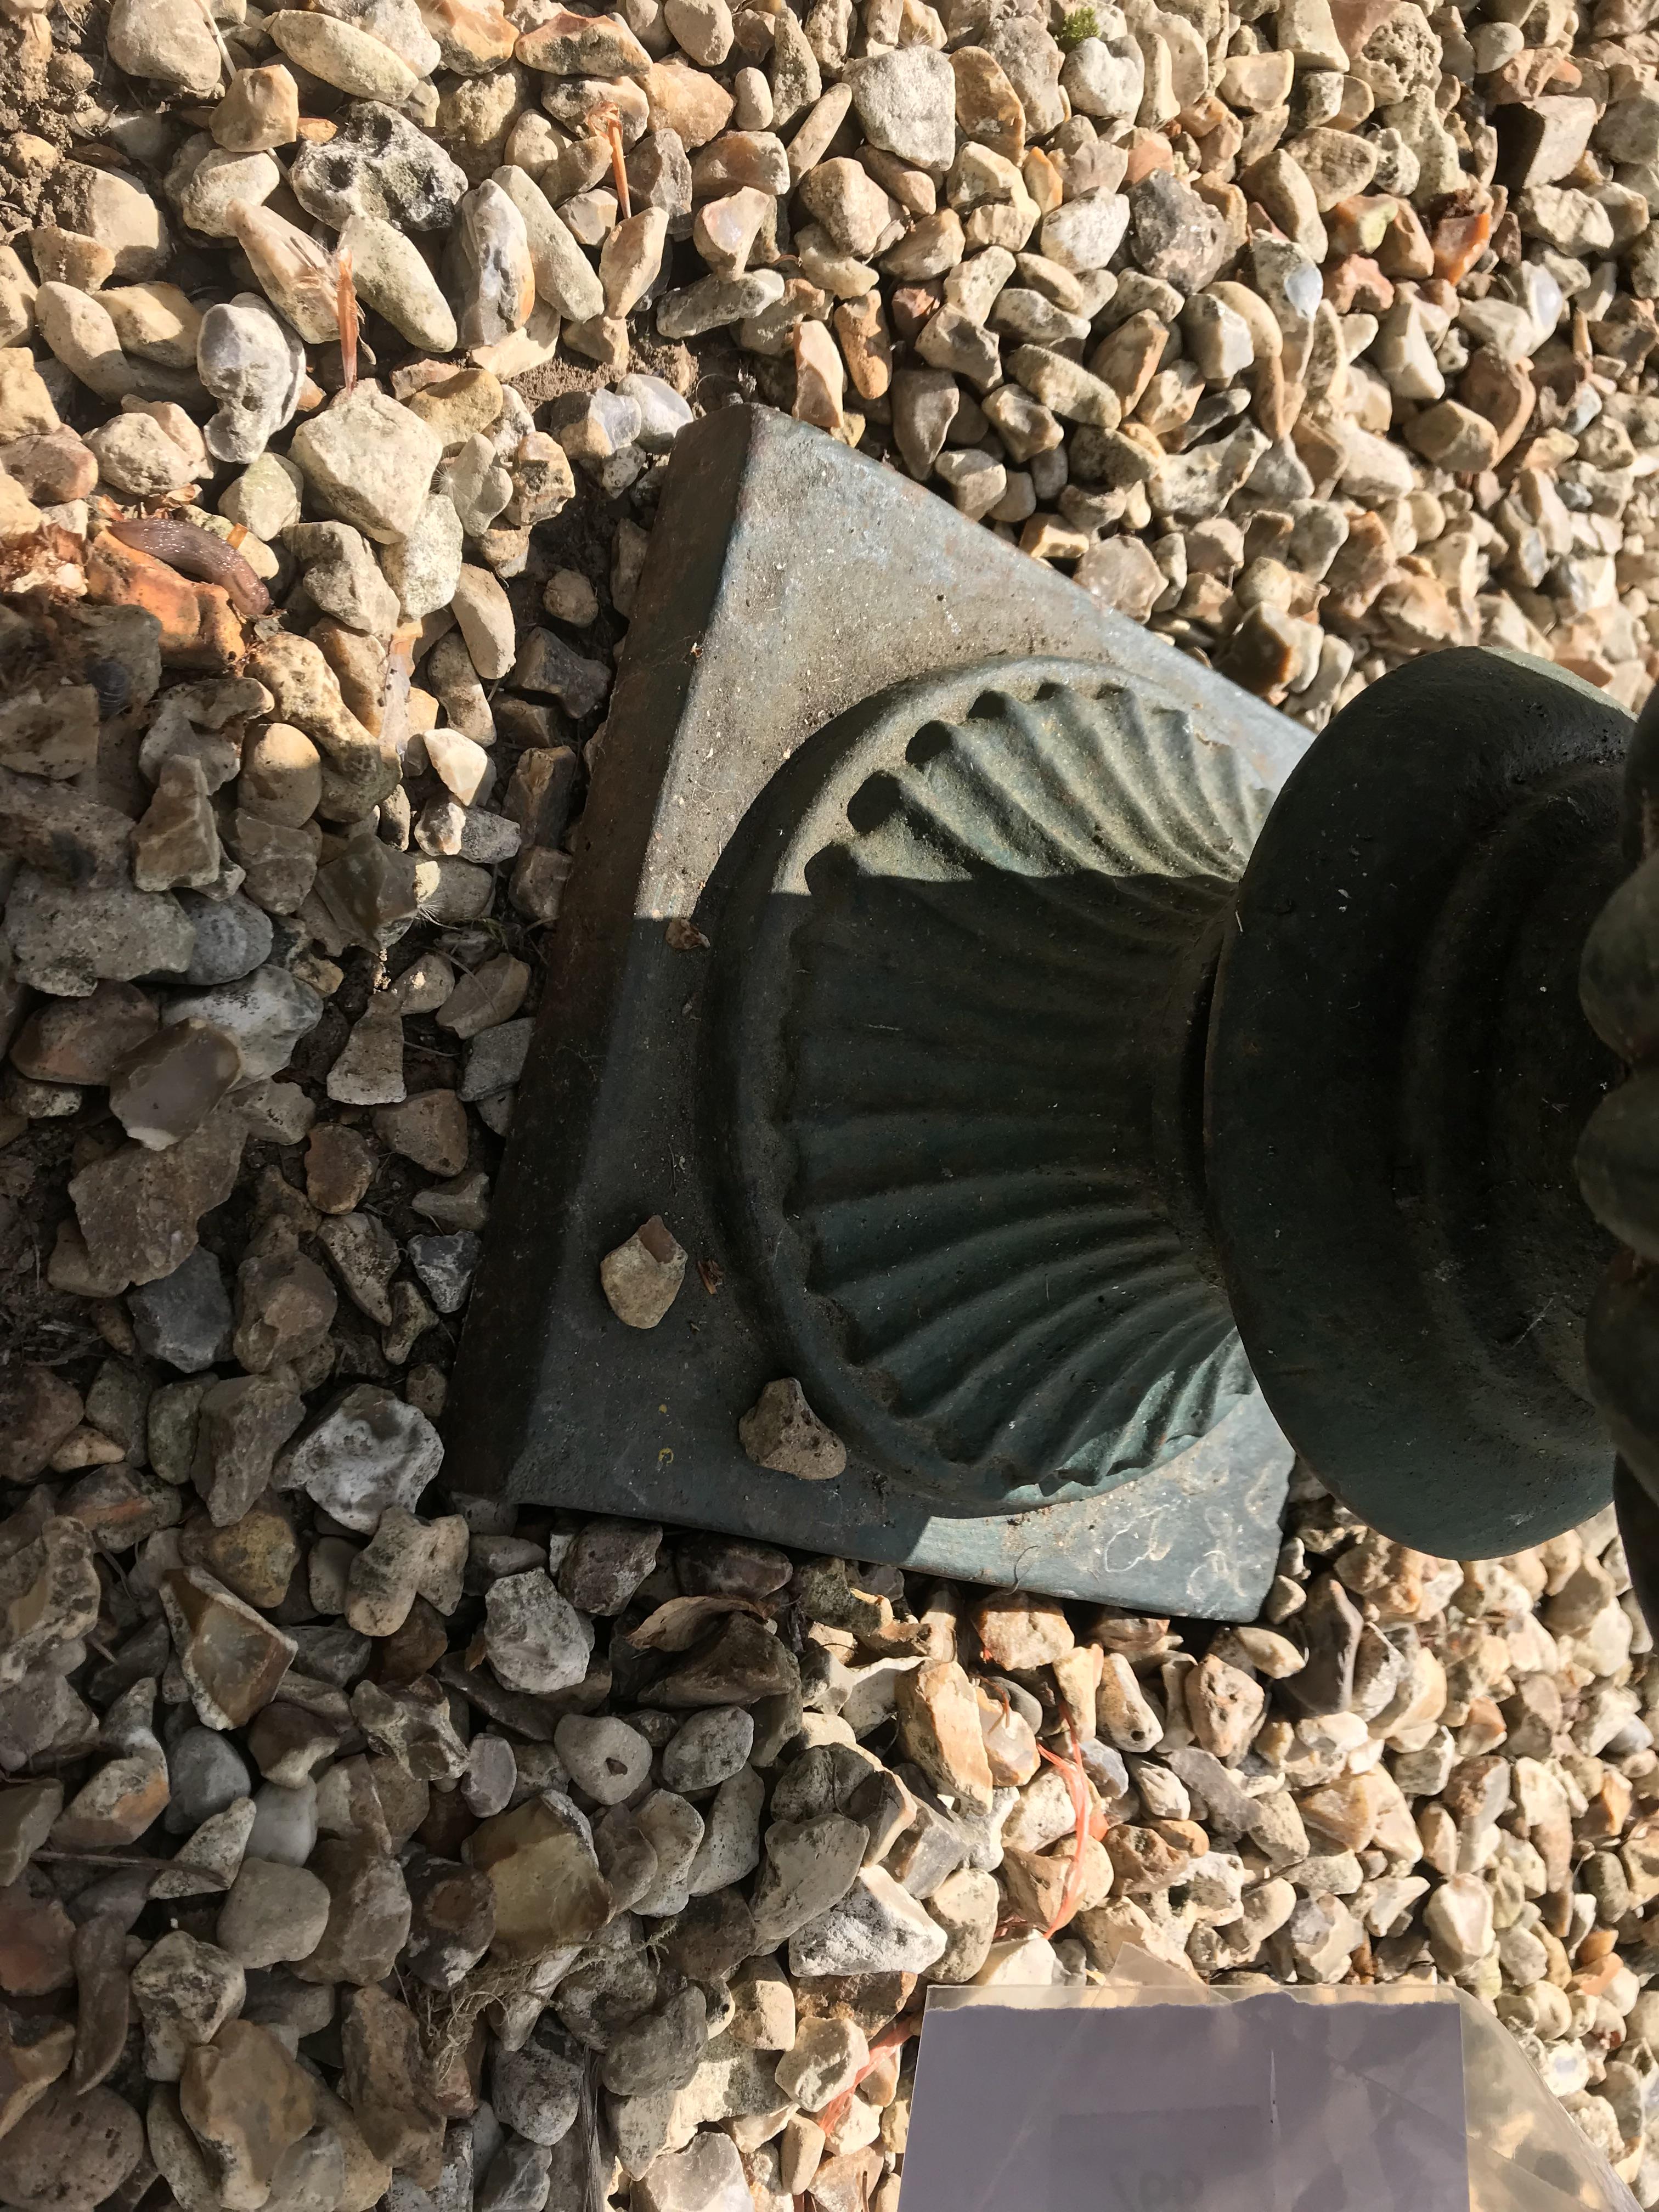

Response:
(445, 407), (1635, 1616)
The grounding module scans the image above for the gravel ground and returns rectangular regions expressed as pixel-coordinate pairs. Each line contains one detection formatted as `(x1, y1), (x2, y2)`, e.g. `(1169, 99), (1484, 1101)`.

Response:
(1, 0), (1658, 2202)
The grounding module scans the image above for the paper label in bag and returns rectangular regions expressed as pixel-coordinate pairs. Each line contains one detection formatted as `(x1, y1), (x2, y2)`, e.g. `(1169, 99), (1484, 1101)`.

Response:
(1050, 2102), (1272, 2212)
(901, 1987), (1470, 2212)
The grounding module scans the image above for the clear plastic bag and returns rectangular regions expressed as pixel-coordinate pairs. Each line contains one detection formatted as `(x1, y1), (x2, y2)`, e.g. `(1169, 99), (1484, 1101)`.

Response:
(900, 1946), (1641, 2212)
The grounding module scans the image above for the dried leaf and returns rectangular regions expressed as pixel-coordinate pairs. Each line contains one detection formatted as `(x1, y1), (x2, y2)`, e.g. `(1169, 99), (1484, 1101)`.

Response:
(627, 1594), (769, 1651)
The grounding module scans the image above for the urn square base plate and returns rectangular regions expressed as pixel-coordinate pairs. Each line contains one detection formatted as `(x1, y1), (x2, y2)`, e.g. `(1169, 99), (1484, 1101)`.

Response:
(444, 407), (1313, 1618)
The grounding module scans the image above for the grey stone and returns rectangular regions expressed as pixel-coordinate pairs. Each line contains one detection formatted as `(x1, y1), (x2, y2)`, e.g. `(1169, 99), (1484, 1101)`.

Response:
(289, 522), (402, 635)
(559, 1518), (663, 1614)
(290, 100), (469, 232)
(162, 966), (322, 1082)
(618, 373), (695, 450)
(217, 1857), (332, 1968)
(1283, 1574), (1364, 1715)
(657, 270), (784, 338)
(847, 48), (956, 167)
(4, 868), (195, 998)
(1148, 426), (1271, 523)
(492, 2035), (582, 2147)
(663, 1709), (754, 1795)
(774, 2017), (862, 2106)
(406, 1857), (495, 1988)
(1161, 1745), (1258, 1835)
(289, 387), (444, 545)
(130, 1931), (245, 2081)
(464, 1735), (518, 1819)
(554, 1915), (658, 2051)
(1062, 33), (1143, 122)
(548, 388), (641, 467)
(599, 1988), (708, 2096)
(108, 0), (221, 91)
(221, 455), (303, 540)
(1008, 344), (1121, 427)
(128, 1248), (234, 1374)
(787, 1865), (948, 1975)
(280, 1384), (444, 1532)
(891, 367), (960, 479)
(926, 1866), (998, 1982)
(1249, 234), (1324, 329)
(197, 294), (307, 466)
(749, 1813), (866, 1949)
(382, 494), (465, 623)
(484, 1571), (594, 1694)
(510, 633), (611, 718)
(677, 1539), (793, 1600)
(634, 2132), (748, 2212)
(461, 1019), (532, 1101)
(164, 1726), (251, 1833)
(555, 1714), (652, 1804)
(987, 16), (1063, 136)
(684, 1765), (764, 1895)
(177, 894), (274, 986)
(478, 2138), (550, 2212)
(1041, 195), (1128, 274)
(633, 1791), (706, 1917)
(1128, 171), (1229, 295)
(246, 1780), (318, 1866)
(339, 211), (459, 352)
(492, 166), (604, 322)
(410, 1231), (482, 1314)
(439, 439), (511, 543)
(887, 1799), (964, 1899)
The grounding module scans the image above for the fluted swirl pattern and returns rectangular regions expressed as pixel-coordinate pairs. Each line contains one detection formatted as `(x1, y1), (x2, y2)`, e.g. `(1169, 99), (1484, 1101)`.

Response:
(719, 673), (1275, 1513)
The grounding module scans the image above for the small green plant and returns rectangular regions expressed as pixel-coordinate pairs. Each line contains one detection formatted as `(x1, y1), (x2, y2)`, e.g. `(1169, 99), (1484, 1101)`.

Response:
(1057, 5), (1098, 47)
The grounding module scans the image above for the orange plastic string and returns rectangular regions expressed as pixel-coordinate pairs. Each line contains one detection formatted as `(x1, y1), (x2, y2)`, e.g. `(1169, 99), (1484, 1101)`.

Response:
(594, 104), (631, 217)
(336, 245), (359, 394)
(1035, 1717), (1092, 1939)
(813, 2008), (923, 2148)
